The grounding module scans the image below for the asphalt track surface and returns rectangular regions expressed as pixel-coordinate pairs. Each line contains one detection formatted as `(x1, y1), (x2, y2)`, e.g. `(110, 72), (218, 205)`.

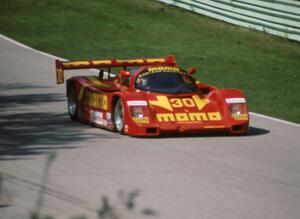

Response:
(0, 35), (300, 219)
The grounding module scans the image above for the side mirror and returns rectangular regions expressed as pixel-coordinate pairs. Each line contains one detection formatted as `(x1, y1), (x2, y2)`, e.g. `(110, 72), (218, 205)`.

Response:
(188, 67), (197, 75)
(119, 70), (130, 79)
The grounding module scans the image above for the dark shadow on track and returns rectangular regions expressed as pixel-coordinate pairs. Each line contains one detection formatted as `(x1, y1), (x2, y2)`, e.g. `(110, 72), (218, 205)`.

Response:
(247, 126), (270, 136)
(0, 83), (51, 91)
(0, 83), (118, 160)
(0, 93), (64, 111)
(136, 126), (270, 139)
(0, 204), (11, 208)
(0, 83), (64, 112)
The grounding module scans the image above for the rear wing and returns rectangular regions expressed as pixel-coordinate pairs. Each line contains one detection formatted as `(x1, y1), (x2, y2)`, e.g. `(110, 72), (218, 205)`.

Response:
(55, 55), (176, 84)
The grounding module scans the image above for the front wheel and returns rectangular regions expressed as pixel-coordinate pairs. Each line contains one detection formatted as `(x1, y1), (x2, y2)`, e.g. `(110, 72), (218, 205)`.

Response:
(113, 99), (125, 133)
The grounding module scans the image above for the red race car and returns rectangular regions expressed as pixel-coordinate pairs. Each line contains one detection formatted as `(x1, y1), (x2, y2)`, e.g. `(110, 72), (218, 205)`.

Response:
(56, 55), (249, 136)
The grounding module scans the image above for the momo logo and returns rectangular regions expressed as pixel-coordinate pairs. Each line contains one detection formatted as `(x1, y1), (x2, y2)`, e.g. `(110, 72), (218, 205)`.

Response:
(149, 95), (209, 112)
(149, 95), (222, 123)
(156, 112), (222, 122)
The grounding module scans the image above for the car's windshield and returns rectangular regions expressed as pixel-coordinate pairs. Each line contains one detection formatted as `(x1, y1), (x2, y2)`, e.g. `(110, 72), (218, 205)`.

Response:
(135, 67), (197, 94)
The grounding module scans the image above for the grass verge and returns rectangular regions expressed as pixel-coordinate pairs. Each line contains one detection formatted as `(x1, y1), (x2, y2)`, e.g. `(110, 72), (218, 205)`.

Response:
(1, 0), (299, 123)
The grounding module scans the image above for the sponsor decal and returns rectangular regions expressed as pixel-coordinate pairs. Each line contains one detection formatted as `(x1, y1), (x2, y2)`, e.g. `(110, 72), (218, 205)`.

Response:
(85, 91), (108, 110)
(148, 95), (221, 123)
(124, 125), (129, 133)
(106, 112), (113, 128)
(156, 112), (222, 122)
(232, 113), (249, 121)
(127, 100), (148, 106)
(90, 110), (107, 126)
(132, 117), (150, 124)
(137, 67), (180, 80)
(225, 98), (246, 104)
(148, 66), (180, 74)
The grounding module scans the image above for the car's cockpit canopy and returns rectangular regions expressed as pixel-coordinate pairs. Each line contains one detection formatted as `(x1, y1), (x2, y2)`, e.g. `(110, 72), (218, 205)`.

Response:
(135, 66), (197, 94)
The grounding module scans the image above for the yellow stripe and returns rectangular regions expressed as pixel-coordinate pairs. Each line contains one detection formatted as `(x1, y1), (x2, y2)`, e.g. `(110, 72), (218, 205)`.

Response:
(63, 61), (90, 67)
(204, 126), (225, 129)
(79, 85), (86, 100)
(91, 60), (112, 65)
(79, 76), (110, 100)
(146, 58), (165, 63)
(116, 59), (145, 64)
(87, 76), (110, 87)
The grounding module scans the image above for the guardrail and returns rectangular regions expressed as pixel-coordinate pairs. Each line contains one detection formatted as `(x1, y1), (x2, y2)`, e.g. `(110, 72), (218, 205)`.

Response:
(157, 0), (300, 42)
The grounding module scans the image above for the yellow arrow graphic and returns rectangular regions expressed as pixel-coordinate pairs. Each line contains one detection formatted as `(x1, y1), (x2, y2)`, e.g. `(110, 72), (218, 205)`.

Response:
(149, 95), (209, 112)
(192, 95), (209, 111)
(149, 96), (173, 111)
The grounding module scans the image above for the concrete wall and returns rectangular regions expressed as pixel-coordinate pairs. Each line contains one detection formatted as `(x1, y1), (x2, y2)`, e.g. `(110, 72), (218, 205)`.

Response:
(157, 0), (300, 42)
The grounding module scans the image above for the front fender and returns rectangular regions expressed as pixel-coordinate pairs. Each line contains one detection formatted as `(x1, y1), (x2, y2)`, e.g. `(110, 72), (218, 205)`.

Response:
(113, 92), (159, 136)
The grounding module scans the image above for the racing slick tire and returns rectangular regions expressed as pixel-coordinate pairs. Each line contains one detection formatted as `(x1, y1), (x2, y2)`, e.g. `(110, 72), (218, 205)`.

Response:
(113, 99), (125, 134)
(67, 85), (79, 121)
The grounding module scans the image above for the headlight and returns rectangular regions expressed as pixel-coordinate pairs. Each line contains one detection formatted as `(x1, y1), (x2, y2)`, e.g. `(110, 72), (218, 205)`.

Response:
(130, 106), (145, 118)
(129, 106), (150, 124)
(230, 103), (244, 115)
(229, 103), (248, 120)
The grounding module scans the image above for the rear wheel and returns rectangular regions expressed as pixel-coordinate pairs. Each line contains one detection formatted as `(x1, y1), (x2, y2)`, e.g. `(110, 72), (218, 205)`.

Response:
(67, 85), (78, 121)
(113, 99), (125, 133)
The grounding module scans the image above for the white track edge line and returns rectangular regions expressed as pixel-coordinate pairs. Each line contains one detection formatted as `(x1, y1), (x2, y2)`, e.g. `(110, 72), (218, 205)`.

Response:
(0, 34), (66, 61)
(250, 112), (300, 127)
(1, 34), (299, 127)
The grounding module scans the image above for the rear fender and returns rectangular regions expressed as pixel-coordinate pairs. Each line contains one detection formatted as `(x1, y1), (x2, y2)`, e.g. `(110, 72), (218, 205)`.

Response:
(66, 78), (82, 98)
